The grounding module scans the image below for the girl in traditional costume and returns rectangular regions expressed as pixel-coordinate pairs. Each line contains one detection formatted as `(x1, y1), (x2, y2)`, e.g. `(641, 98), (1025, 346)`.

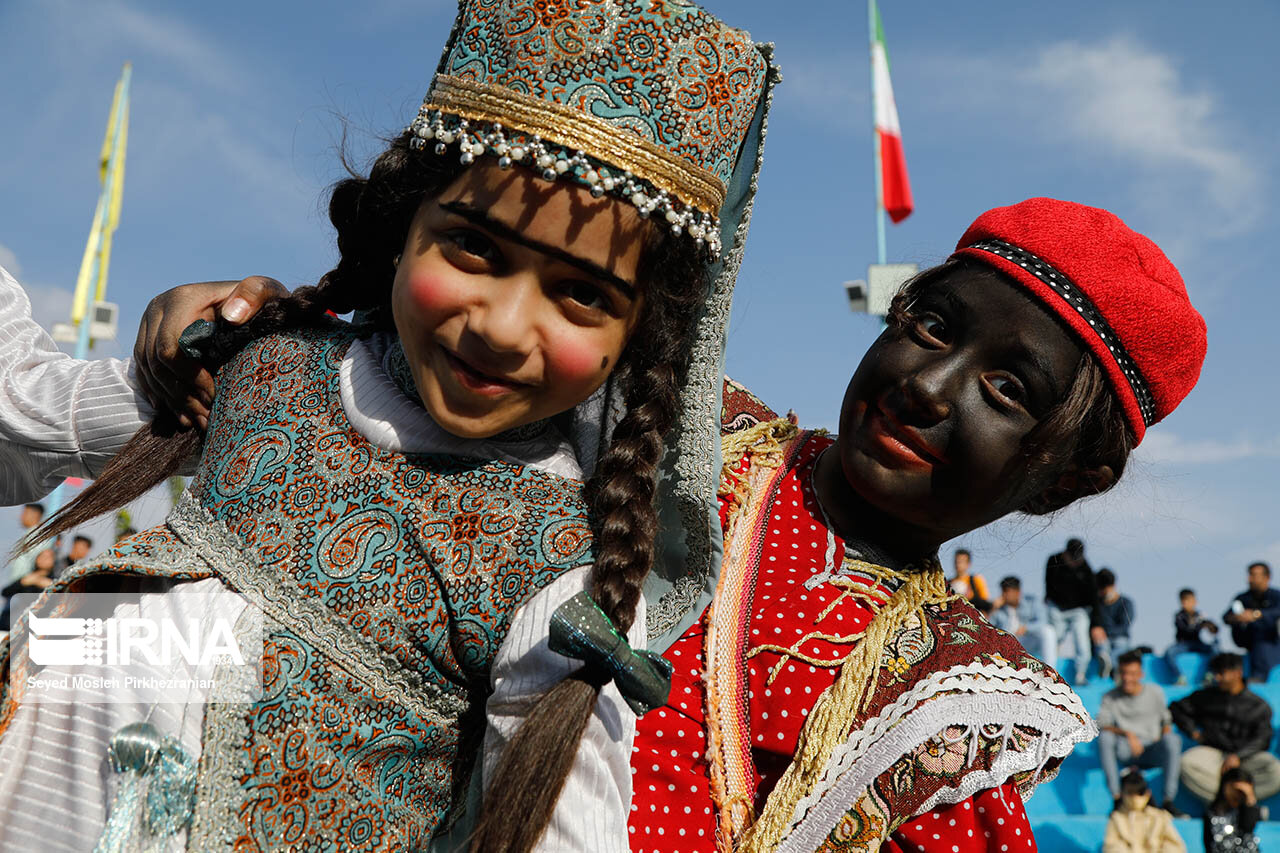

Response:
(628, 198), (1206, 851)
(0, 1), (778, 850)
(95, 204), (1205, 853)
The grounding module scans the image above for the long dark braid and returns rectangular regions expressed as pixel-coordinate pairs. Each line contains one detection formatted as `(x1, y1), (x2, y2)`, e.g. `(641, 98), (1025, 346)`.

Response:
(469, 226), (707, 853)
(25, 133), (461, 549)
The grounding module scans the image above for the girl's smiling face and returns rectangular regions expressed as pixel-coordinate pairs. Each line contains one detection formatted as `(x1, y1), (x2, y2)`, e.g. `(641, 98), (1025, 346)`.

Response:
(391, 162), (648, 438)
(827, 263), (1088, 547)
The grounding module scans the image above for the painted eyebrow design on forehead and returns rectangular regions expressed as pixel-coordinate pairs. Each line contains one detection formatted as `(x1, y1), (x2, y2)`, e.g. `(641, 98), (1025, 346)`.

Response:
(438, 200), (638, 299)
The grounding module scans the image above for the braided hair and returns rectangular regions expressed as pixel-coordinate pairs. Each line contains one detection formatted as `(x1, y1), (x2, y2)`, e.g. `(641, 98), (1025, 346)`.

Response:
(469, 205), (705, 853)
(26, 133), (712, 852)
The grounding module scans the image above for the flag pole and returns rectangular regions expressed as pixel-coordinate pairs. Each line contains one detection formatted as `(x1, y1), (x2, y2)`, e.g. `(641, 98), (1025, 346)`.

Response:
(47, 62), (132, 516)
(869, 0), (887, 266)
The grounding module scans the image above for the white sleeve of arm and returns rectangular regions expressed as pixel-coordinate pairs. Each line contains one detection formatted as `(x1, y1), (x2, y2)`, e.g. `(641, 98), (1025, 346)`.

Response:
(483, 566), (642, 853)
(0, 263), (157, 504)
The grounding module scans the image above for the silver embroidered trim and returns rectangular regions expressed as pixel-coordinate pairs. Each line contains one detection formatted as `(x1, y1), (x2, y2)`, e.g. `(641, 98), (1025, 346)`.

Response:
(776, 661), (1096, 851)
(645, 44), (782, 644)
(187, 607), (260, 849)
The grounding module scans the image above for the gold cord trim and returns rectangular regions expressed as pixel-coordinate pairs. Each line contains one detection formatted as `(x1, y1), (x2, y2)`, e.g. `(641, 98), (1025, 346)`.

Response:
(739, 568), (955, 852)
(426, 75), (726, 213)
(746, 572), (893, 685)
(749, 633), (869, 682)
(817, 579), (891, 618)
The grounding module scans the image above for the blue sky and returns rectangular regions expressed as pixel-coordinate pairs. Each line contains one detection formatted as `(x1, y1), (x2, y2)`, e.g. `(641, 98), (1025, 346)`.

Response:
(2, 0), (1277, 651)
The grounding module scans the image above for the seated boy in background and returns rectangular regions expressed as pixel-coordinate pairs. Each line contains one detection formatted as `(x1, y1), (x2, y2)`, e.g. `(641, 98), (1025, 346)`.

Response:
(1164, 588), (1218, 685)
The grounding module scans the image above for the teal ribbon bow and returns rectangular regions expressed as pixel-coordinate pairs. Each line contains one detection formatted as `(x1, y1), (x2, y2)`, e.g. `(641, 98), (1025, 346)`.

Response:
(548, 591), (673, 715)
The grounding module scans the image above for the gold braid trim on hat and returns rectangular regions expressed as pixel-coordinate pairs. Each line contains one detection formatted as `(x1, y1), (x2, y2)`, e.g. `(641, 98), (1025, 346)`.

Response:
(427, 75), (726, 214)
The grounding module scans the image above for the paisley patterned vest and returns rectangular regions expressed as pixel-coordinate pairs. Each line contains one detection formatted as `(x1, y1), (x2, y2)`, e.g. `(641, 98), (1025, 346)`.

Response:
(8, 325), (595, 850)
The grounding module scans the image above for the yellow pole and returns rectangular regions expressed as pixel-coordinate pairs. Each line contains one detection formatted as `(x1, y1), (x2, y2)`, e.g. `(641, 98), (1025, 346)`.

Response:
(48, 62), (131, 516)
(69, 62), (130, 328)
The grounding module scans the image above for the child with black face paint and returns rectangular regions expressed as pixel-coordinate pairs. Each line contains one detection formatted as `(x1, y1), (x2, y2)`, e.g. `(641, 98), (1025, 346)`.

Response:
(626, 197), (1206, 851)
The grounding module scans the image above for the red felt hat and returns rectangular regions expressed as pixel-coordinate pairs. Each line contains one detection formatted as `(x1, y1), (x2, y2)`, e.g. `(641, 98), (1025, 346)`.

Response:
(951, 198), (1206, 444)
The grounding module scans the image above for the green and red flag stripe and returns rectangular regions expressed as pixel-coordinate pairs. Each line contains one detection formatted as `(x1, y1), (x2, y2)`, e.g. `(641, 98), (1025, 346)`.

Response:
(870, 0), (913, 223)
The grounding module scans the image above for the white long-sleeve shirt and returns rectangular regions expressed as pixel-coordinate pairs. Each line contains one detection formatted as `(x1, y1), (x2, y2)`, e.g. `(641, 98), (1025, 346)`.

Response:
(0, 265), (634, 851)
(0, 263), (155, 505)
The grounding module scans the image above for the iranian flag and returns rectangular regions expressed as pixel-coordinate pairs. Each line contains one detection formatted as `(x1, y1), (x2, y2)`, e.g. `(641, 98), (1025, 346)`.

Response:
(870, 0), (913, 223)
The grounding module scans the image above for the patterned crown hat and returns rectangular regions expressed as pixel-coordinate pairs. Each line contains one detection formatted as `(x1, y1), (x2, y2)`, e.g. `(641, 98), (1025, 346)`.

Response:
(409, 0), (770, 259)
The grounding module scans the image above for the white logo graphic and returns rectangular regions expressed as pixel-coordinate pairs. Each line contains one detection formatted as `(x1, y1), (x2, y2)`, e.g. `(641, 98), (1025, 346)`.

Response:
(27, 612), (246, 668)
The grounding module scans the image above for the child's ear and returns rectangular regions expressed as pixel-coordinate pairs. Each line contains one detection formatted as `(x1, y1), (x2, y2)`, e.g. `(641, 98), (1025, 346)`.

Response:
(1022, 464), (1116, 515)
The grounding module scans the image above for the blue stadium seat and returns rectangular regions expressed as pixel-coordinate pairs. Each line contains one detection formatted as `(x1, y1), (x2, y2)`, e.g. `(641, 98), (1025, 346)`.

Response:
(1030, 814), (1280, 853)
(1142, 652), (1177, 685)
(1030, 664), (1280, 849)
(1172, 652), (1211, 686)
(1266, 661), (1280, 685)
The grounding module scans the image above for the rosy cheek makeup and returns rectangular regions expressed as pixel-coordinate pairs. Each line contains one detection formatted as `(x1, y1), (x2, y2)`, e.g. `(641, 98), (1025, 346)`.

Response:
(405, 269), (466, 317)
(547, 336), (607, 384)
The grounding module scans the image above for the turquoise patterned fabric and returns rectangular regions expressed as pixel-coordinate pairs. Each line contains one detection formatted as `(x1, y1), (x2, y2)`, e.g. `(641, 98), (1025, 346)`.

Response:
(34, 324), (596, 850)
(436, 0), (767, 193)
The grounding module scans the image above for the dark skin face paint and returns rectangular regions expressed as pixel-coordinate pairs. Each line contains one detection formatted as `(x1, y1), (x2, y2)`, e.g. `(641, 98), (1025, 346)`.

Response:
(814, 265), (1087, 565)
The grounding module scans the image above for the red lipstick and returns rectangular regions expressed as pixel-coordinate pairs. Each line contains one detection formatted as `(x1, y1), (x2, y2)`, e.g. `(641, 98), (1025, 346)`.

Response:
(862, 406), (946, 469)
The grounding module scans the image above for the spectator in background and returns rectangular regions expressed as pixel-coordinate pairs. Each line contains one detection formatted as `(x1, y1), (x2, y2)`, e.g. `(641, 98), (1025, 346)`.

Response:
(1204, 768), (1261, 853)
(1103, 770), (1185, 853)
(990, 576), (1057, 662)
(1045, 537), (1100, 684)
(3, 503), (45, 589)
(53, 534), (93, 579)
(0, 546), (56, 631)
(1223, 561), (1280, 682)
(947, 548), (990, 606)
(1170, 652), (1280, 804)
(1164, 588), (1219, 685)
(1097, 568), (1136, 679)
(1097, 650), (1185, 816)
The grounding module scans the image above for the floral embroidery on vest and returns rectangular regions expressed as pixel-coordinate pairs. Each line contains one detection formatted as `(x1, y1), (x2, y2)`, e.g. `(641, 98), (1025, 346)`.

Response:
(21, 325), (595, 850)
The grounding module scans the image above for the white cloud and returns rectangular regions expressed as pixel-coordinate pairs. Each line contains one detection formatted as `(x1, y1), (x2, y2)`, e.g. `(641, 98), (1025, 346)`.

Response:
(908, 36), (1265, 245)
(0, 243), (20, 278)
(777, 50), (867, 130)
(126, 80), (318, 236)
(949, 461), (1251, 649)
(781, 35), (1264, 243)
(25, 284), (77, 336)
(1139, 431), (1280, 466)
(0, 243), (92, 344)
(1257, 542), (1280, 567)
(969, 455), (1235, 562)
(1021, 37), (1262, 236)
(13, 2), (322, 239)
(40, 0), (253, 95)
